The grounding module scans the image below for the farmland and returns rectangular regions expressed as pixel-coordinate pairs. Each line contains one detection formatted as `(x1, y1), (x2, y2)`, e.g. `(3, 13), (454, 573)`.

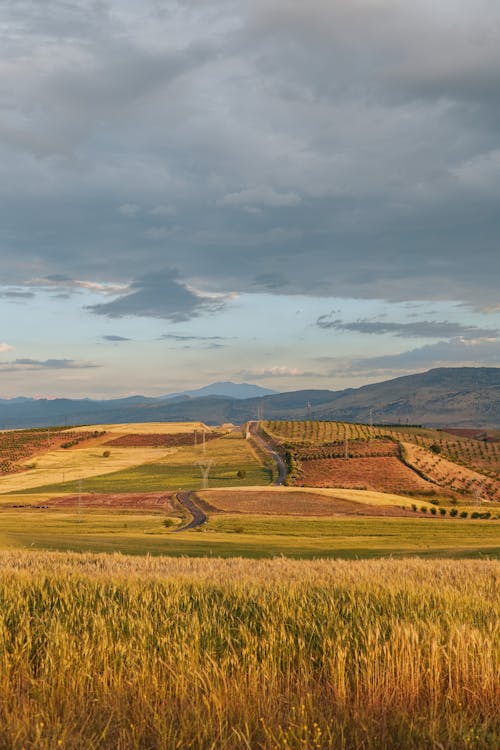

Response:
(0, 552), (497, 749)
(0, 419), (498, 748)
(263, 420), (500, 501)
(0, 427), (271, 495)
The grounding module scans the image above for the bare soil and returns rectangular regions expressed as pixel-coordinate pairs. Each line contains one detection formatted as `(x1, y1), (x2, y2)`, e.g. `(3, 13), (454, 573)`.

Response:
(197, 490), (415, 517)
(296, 457), (436, 494)
(46, 493), (176, 509)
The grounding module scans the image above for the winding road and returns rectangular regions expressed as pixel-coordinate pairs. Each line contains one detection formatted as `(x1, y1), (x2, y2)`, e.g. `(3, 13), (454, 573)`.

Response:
(174, 491), (207, 531)
(173, 422), (287, 530)
(247, 420), (287, 485)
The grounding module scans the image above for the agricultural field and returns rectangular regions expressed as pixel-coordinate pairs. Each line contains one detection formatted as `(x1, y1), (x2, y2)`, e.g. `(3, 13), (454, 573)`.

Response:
(263, 420), (500, 502)
(0, 427), (106, 475)
(0, 425), (270, 495)
(0, 552), (497, 749)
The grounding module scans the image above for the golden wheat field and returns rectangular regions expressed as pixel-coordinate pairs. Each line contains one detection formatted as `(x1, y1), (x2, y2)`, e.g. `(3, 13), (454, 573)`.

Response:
(0, 551), (497, 750)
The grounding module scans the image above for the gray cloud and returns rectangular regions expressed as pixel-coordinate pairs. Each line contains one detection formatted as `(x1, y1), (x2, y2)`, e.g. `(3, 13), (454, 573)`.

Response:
(0, 358), (99, 372)
(317, 316), (498, 339)
(347, 337), (500, 373)
(88, 269), (227, 322)
(160, 334), (226, 342)
(0, 290), (35, 300)
(101, 335), (131, 342)
(1, 0), (500, 318)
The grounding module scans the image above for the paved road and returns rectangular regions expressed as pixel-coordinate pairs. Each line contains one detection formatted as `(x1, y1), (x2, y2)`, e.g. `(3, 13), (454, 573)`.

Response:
(174, 491), (207, 531)
(247, 421), (287, 485)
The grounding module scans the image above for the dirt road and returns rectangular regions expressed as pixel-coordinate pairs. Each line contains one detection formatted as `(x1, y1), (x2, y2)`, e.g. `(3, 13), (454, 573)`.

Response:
(247, 421), (287, 485)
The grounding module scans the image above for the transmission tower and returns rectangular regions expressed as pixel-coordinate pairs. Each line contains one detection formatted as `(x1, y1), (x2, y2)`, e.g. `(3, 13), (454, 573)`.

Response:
(196, 459), (215, 489)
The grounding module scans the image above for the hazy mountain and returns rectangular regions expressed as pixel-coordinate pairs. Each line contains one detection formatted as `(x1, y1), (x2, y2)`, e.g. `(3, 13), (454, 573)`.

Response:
(0, 368), (498, 429)
(164, 382), (277, 400)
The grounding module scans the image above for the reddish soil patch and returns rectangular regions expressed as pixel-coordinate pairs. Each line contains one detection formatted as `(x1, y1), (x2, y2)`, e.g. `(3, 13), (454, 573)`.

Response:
(47, 493), (175, 509)
(296, 457), (436, 494)
(104, 432), (220, 448)
(198, 490), (415, 517)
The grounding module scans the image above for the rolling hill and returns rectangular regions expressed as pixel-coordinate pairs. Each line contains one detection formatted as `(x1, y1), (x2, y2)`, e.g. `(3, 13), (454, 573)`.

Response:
(0, 367), (499, 428)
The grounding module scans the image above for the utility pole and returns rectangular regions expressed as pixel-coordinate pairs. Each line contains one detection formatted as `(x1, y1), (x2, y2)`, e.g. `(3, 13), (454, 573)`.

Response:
(307, 401), (312, 421)
(473, 483), (483, 506)
(77, 478), (83, 523)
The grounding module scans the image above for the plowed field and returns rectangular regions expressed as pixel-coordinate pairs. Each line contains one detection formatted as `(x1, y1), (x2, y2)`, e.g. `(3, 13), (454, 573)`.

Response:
(45, 493), (176, 509)
(104, 432), (220, 448)
(297, 457), (436, 494)
(197, 489), (414, 517)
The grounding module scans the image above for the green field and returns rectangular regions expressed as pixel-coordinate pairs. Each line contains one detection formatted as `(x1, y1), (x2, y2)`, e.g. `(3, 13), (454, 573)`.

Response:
(0, 507), (497, 558)
(6, 433), (272, 494)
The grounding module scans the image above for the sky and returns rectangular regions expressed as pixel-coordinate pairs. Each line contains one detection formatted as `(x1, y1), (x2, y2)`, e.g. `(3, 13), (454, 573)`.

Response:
(1, 0), (499, 399)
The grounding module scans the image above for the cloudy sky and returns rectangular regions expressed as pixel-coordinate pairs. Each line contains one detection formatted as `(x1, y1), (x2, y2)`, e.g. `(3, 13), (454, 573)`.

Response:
(1, 0), (499, 398)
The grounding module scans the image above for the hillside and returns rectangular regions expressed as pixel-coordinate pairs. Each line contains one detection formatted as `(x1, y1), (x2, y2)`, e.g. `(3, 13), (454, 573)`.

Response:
(0, 367), (499, 428)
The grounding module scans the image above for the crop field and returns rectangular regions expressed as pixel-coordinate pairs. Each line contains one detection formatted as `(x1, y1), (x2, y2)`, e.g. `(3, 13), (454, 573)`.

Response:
(66, 421), (209, 434)
(0, 428), (270, 495)
(0, 500), (497, 558)
(296, 456), (437, 494)
(403, 442), (500, 501)
(0, 428), (106, 475)
(198, 488), (413, 516)
(0, 552), (496, 749)
(263, 421), (500, 500)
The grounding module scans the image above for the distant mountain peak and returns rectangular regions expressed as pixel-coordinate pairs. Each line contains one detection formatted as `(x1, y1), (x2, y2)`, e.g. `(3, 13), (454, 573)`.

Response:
(164, 381), (278, 400)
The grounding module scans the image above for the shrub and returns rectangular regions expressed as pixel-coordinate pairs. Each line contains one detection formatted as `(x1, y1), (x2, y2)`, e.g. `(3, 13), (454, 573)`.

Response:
(471, 512), (480, 519)
(420, 506), (427, 513)
(102, 450), (111, 458)
(460, 511), (468, 519)
(236, 469), (246, 479)
(429, 443), (441, 454)
(439, 508), (446, 516)
(162, 518), (174, 528)
(450, 508), (458, 517)
(411, 504), (417, 512)
(430, 507), (437, 515)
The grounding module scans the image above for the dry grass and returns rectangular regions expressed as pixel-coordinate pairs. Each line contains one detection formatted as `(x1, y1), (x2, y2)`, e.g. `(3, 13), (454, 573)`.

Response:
(0, 552), (497, 749)
(68, 421), (210, 434)
(0, 445), (171, 494)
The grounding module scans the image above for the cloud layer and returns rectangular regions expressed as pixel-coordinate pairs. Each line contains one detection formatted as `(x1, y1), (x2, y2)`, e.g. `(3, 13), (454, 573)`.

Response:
(1, 0), (499, 317)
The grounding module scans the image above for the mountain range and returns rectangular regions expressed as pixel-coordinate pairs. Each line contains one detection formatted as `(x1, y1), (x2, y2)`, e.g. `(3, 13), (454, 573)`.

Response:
(0, 368), (499, 429)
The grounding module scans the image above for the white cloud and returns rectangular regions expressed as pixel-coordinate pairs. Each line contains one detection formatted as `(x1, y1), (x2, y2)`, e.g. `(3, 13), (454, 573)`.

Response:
(0, 343), (14, 353)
